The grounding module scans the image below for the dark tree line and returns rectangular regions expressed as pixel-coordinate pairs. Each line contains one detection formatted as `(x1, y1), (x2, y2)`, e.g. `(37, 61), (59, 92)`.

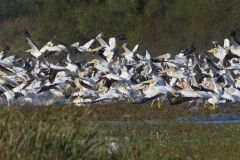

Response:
(0, 0), (240, 55)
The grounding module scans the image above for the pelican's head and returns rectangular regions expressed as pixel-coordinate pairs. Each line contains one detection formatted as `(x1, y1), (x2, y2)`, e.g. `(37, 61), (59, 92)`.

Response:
(91, 47), (101, 52)
(208, 48), (218, 55)
(88, 59), (98, 65)
(25, 49), (32, 53)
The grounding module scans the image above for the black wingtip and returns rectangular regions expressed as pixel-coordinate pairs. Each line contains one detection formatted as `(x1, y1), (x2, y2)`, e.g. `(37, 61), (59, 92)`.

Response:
(4, 45), (10, 52)
(190, 44), (197, 52)
(24, 30), (30, 37)
(115, 34), (127, 41)
(181, 44), (197, 55)
(229, 30), (240, 44)
(98, 47), (106, 54)
(212, 41), (219, 47)
(230, 31), (238, 41)
(230, 31), (236, 37)
(97, 47), (108, 62)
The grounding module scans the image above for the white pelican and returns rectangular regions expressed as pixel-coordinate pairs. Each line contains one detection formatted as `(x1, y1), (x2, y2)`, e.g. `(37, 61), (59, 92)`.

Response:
(229, 31), (240, 57)
(208, 41), (227, 61)
(25, 31), (42, 58)
(96, 33), (126, 63)
(40, 41), (54, 53)
(71, 39), (95, 52)
(46, 44), (69, 53)
(88, 58), (112, 73)
(207, 92), (226, 110)
(122, 43), (138, 63)
(2, 31), (240, 107)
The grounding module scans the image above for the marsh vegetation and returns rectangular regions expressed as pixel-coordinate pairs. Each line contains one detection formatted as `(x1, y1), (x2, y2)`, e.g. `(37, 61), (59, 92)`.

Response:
(0, 105), (239, 159)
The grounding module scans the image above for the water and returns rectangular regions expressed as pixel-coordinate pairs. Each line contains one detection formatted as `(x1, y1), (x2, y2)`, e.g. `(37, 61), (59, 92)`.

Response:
(176, 114), (240, 124)
(99, 114), (240, 126)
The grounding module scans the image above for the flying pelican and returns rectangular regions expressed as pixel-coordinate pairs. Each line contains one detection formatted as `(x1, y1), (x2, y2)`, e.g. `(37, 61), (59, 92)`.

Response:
(208, 41), (227, 61)
(25, 31), (42, 58)
(229, 31), (240, 57)
(96, 33), (126, 63)
(71, 39), (95, 52)
(88, 58), (112, 73)
(1, 31), (240, 107)
(122, 43), (138, 63)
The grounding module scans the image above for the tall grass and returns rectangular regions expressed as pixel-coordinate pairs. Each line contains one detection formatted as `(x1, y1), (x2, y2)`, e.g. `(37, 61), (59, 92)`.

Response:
(0, 107), (107, 160)
(0, 105), (240, 159)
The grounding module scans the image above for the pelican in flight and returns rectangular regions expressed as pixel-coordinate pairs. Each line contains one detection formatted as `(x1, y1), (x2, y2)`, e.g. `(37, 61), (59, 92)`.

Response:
(1, 31), (240, 108)
(25, 31), (42, 58)
(208, 41), (228, 61)
(228, 31), (240, 57)
(71, 39), (95, 52)
(122, 43), (138, 63)
(96, 33), (126, 62)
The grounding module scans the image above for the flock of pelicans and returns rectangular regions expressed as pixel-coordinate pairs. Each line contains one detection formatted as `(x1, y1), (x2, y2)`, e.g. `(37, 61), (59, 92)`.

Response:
(1, 31), (240, 109)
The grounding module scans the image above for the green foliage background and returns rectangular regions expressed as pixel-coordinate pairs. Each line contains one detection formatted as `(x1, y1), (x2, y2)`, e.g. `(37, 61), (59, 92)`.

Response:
(0, 0), (239, 55)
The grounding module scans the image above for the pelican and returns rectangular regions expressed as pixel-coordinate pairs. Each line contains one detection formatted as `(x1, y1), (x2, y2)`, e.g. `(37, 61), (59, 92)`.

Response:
(208, 41), (227, 61)
(88, 58), (112, 73)
(46, 44), (69, 53)
(96, 33), (126, 62)
(71, 39), (95, 52)
(139, 75), (176, 108)
(1, 31), (240, 107)
(40, 41), (54, 53)
(122, 43), (138, 63)
(207, 92), (226, 110)
(229, 31), (240, 57)
(25, 31), (42, 58)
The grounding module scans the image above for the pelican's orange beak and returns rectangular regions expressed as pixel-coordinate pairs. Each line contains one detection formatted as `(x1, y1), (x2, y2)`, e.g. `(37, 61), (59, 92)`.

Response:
(208, 48), (217, 54)
(91, 47), (101, 52)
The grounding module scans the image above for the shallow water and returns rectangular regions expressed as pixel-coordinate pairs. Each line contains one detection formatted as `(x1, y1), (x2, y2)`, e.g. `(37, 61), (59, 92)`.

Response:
(99, 114), (240, 126)
(176, 114), (240, 124)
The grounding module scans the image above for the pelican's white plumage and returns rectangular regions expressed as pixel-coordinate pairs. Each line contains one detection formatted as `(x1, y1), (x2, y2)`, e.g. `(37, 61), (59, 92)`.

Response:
(71, 39), (95, 52)
(1, 31), (240, 108)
